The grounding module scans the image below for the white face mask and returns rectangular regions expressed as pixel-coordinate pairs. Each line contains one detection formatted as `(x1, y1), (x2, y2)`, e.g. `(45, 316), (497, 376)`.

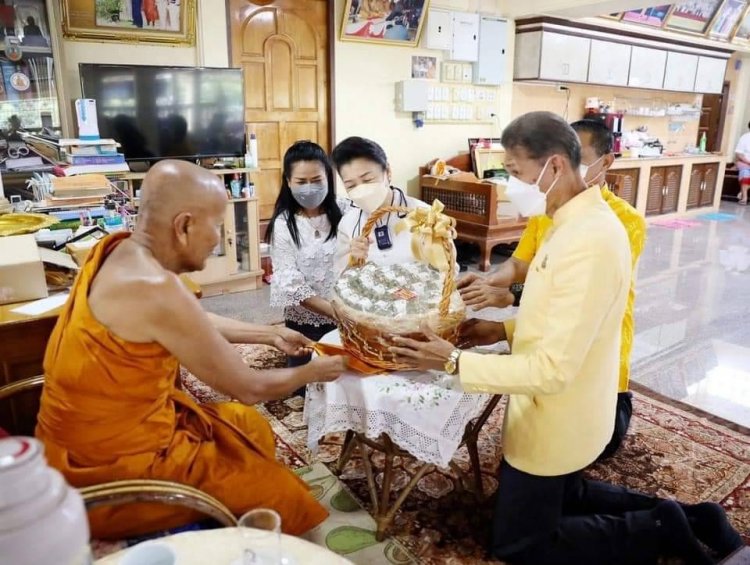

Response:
(348, 180), (390, 214)
(579, 155), (604, 186)
(504, 158), (559, 217)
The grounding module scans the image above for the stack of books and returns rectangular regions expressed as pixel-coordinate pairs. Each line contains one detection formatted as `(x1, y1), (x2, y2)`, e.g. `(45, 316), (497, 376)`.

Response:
(48, 174), (112, 207)
(23, 135), (130, 176)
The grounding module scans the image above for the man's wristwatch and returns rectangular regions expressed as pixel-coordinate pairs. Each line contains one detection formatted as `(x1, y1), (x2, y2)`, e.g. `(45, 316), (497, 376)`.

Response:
(509, 283), (524, 307)
(444, 348), (462, 375)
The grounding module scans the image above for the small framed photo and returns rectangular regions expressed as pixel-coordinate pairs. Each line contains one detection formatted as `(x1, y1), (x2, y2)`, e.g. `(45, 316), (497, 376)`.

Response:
(666, 0), (723, 34)
(708, 0), (747, 40)
(411, 55), (437, 79)
(621, 6), (671, 28)
(341, 0), (430, 47)
(732, 4), (750, 44)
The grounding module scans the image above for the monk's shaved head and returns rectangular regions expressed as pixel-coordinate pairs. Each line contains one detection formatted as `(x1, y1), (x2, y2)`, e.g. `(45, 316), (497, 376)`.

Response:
(138, 160), (226, 229)
(132, 160), (228, 273)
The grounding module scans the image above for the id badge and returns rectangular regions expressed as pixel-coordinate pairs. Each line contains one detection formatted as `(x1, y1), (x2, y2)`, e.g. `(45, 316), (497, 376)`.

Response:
(374, 225), (392, 250)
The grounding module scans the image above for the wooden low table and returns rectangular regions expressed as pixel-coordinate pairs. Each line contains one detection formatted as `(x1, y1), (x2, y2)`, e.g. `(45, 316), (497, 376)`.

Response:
(330, 395), (502, 541)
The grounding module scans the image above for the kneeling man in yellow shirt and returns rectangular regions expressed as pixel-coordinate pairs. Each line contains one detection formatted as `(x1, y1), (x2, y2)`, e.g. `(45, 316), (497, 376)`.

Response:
(392, 112), (743, 564)
(459, 119), (645, 459)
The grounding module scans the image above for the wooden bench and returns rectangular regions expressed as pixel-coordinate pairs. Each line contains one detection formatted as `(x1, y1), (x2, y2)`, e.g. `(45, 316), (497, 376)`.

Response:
(419, 157), (525, 272)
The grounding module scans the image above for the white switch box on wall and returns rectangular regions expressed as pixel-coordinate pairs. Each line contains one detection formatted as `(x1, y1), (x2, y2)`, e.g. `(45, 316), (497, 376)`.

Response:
(396, 80), (429, 112)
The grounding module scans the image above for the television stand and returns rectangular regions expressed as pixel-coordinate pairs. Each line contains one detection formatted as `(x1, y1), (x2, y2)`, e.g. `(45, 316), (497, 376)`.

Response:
(116, 166), (263, 297)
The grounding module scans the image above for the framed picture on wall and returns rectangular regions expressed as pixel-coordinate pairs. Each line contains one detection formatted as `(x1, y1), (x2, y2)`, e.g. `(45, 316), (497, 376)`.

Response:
(666, 0), (722, 34)
(411, 55), (437, 79)
(621, 6), (671, 28)
(341, 0), (430, 46)
(708, 0), (747, 40)
(61, 0), (196, 45)
(732, 4), (750, 44)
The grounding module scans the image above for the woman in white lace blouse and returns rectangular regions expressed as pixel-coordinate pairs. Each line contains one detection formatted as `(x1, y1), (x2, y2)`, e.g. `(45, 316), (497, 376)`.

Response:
(267, 141), (349, 376)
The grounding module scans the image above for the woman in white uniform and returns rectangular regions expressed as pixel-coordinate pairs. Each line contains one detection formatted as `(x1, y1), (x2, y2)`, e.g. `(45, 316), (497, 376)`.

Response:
(332, 136), (431, 276)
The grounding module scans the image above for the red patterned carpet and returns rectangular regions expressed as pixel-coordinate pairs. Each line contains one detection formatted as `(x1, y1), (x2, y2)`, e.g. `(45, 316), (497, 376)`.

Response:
(182, 345), (750, 564)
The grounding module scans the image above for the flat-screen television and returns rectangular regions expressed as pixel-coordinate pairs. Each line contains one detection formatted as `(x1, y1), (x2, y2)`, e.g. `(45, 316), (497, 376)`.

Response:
(79, 64), (245, 162)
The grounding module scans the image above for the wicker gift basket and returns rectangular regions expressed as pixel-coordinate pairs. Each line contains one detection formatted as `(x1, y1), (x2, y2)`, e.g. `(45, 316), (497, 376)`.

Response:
(332, 201), (465, 371)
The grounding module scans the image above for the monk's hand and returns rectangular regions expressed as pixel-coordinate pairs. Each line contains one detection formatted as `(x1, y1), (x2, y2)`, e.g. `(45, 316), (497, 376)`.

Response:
(390, 322), (455, 372)
(458, 319), (506, 349)
(460, 282), (514, 311)
(307, 355), (348, 382)
(456, 272), (483, 290)
(350, 236), (370, 264)
(273, 327), (313, 356)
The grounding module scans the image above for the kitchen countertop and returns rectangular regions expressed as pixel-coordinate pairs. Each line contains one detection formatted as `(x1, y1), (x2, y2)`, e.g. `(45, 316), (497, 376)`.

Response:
(611, 153), (726, 168)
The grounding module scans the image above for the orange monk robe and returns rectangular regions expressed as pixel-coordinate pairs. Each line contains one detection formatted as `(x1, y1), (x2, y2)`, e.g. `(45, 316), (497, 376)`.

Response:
(35, 233), (327, 539)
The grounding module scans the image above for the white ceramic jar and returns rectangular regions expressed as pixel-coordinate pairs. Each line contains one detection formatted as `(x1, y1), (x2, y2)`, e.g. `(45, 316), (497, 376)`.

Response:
(0, 437), (91, 565)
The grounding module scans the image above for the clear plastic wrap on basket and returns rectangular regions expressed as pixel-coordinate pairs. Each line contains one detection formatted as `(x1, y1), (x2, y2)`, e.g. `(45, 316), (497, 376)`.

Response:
(332, 201), (465, 371)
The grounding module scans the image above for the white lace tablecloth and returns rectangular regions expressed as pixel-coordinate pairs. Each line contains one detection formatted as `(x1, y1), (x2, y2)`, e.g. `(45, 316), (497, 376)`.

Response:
(304, 331), (492, 468)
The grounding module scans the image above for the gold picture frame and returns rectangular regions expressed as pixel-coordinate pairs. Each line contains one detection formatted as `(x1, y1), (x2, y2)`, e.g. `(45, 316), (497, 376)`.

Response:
(61, 0), (196, 45)
(708, 0), (748, 40)
(732, 3), (750, 44)
(340, 0), (430, 47)
(665, 0), (723, 35)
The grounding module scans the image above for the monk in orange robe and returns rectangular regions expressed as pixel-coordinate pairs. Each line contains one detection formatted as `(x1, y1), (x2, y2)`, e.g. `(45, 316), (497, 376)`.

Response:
(36, 160), (346, 539)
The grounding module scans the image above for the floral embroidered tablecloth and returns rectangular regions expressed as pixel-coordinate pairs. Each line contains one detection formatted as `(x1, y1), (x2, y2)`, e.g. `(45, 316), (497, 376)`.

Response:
(304, 331), (492, 468)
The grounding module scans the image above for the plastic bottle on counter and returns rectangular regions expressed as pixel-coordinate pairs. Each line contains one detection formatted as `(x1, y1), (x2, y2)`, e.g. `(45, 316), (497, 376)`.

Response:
(245, 133), (258, 169)
(0, 437), (91, 565)
(699, 131), (707, 152)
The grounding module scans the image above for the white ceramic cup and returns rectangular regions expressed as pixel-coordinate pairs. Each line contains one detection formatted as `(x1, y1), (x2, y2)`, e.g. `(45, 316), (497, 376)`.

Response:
(120, 542), (176, 565)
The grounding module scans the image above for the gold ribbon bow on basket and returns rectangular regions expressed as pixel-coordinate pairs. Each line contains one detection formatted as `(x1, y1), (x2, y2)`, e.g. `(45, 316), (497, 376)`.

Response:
(395, 200), (457, 273)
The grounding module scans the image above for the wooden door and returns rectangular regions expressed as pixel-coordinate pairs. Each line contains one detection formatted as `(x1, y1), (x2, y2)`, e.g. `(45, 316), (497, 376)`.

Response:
(700, 162), (718, 207)
(606, 168), (639, 207)
(646, 167), (666, 216)
(698, 82), (728, 152)
(686, 164), (704, 210)
(228, 0), (330, 221)
(662, 166), (682, 213)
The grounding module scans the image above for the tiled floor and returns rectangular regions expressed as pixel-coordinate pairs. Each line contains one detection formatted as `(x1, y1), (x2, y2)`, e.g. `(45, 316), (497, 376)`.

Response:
(630, 202), (750, 427)
(203, 202), (750, 428)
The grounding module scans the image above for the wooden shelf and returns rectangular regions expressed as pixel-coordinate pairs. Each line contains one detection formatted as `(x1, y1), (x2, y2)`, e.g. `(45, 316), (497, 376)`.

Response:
(118, 167), (259, 181)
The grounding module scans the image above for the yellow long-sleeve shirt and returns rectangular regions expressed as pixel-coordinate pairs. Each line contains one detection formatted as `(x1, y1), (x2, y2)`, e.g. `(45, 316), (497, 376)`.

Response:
(459, 187), (632, 476)
(512, 186), (646, 392)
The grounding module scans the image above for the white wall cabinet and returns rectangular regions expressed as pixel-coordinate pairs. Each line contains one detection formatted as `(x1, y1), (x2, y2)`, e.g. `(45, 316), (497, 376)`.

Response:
(628, 46), (667, 89)
(423, 9), (452, 51)
(663, 52), (699, 92)
(514, 31), (590, 82)
(539, 33), (590, 83)
(694, 56), (727, 94)
(588, 40), (631, 86)
(473, 16), (507, 85)
(450, 12), (480, 62)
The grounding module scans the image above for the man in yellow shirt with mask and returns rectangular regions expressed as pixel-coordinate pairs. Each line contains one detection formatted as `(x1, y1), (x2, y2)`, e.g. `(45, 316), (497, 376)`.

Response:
(458, 118), (646, 459)
(391, 112), (743, 564)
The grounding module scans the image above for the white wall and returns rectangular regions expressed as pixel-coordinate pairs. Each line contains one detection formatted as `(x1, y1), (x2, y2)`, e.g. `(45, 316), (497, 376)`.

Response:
(332, 0), (513, 195)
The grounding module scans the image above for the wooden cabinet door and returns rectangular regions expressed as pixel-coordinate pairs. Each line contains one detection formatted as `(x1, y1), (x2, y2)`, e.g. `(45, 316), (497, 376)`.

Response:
(700, 162), (718, 206)
(646, 168), (666, 216)
(229, 0), (330, 221)
(662, 166), (682, 213)
(686, 164), (704, 210)
(606, 168), (639, 207)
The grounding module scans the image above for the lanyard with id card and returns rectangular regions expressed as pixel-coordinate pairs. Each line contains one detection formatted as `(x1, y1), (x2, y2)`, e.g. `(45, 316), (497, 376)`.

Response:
(374, 224), (392, 249)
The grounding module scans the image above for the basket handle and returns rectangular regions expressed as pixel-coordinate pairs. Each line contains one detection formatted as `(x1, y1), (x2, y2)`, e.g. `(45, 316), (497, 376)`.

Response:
(348, 203), (456, 319)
